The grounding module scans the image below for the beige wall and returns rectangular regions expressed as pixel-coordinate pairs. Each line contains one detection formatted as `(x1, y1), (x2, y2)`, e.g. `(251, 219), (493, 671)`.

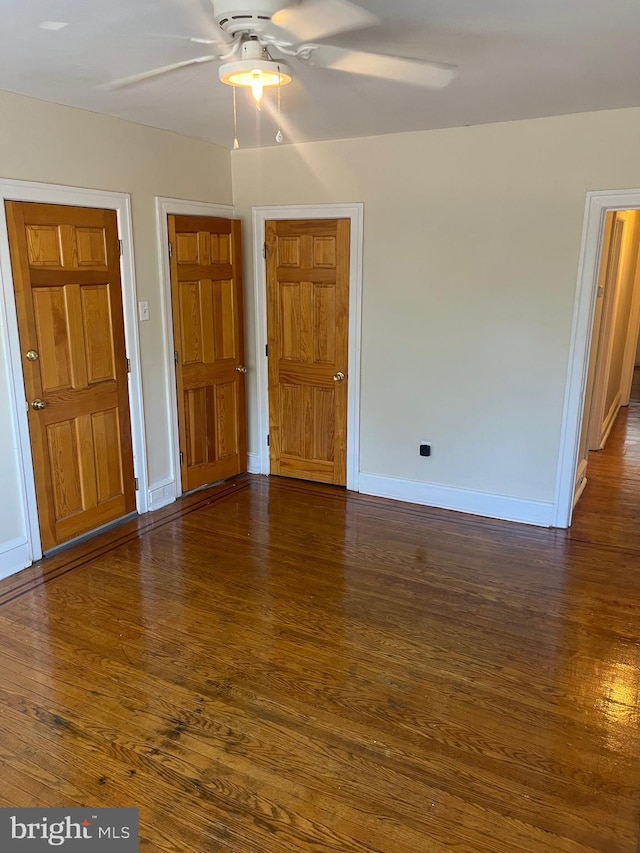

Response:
(0, 90), (231, 561)
(232, 107), (640, 505)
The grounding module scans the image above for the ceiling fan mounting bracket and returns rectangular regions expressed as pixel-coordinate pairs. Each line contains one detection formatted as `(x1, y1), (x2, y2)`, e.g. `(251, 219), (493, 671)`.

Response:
(212, 0), (292, 38)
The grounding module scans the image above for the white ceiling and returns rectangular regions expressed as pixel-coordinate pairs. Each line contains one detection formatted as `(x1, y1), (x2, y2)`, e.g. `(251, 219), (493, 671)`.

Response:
(2, 0), (640, 149)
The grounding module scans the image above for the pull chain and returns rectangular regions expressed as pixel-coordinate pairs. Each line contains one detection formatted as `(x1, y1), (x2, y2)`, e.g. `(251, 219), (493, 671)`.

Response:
(233, 87), (239, 149)
(276, 65), (283, 143)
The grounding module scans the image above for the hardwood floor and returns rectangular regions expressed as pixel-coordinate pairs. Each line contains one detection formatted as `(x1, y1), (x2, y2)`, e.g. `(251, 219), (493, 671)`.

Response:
(1, 405), (640, 851)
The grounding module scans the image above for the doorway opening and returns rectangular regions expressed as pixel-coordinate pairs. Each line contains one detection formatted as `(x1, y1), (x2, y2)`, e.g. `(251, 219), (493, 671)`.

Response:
(167, 213), (247, 493)
(252, 203), (363, 492)
(265, 217), (350, 486)
(573, 210), (640, 507)
(555, 191), (640, 527)
(6, 200), (138, 553)
(155, 197), (237, 507)
(0, 180), (147, 567)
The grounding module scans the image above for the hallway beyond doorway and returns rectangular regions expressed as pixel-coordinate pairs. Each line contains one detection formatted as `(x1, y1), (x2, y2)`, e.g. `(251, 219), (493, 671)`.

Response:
(570, 367), (640, 551)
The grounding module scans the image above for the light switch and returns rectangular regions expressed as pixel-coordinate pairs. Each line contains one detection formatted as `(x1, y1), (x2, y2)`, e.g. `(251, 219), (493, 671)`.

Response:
(138, 301), (150, 322)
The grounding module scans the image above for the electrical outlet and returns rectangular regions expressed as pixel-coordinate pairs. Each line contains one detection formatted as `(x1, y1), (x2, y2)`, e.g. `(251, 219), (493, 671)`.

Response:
(419, 443), (431, 457)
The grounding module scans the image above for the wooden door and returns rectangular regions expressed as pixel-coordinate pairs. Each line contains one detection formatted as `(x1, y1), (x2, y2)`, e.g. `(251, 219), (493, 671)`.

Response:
(587, 211), (627, 451)
(6, 201), (136, 552)
(169, 215), (246, 492)
(574, 213), (615, 506)
(266, 218), (350, 485)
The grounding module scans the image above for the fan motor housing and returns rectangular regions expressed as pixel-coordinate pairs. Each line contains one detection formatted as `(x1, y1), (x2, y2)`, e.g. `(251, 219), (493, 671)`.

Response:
(212, 0), (292, 37)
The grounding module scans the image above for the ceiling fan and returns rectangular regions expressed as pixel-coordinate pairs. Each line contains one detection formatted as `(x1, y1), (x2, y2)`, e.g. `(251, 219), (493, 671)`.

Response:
(106, 0), (457, 104)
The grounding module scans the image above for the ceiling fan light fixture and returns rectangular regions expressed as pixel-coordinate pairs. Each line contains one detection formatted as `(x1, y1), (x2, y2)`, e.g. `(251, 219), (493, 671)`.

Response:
(219, 58), (291, 105)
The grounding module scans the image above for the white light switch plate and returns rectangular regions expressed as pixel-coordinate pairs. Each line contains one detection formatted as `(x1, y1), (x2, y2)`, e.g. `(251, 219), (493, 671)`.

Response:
(138, 301), (150, 322)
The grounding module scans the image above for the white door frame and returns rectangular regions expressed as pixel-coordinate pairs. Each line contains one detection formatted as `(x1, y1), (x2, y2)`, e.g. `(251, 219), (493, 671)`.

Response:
(155, 197), (235, 503)
(0, 179), (148, 563)
(554, 188), (640, 527)
(252, 203), (364, 491)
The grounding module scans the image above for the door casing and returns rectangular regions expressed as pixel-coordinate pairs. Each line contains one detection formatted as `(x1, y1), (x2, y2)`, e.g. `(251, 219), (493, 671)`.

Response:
(155, 197), (235, 502)
(252, 203), (363, 491)
(0, 180), (147, 564)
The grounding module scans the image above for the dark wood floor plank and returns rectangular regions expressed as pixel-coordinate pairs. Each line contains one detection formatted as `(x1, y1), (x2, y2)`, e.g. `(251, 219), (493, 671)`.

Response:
(0, 476), (251, 607)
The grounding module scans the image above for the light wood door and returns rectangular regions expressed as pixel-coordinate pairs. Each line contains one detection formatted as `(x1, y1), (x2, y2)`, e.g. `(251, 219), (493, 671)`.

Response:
(266, 218), (350, 485)
(6, 201), (136, 552)
(587, 212), (627, 451)
(169, 215), (247, 492)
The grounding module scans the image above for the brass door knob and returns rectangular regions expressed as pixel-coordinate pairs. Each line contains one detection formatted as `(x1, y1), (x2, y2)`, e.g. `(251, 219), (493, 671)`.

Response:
(333, 372), (345, 382)
(30, 399), (47, 410)
(25, 350), (39, 362)
(236, 366), (248, 374)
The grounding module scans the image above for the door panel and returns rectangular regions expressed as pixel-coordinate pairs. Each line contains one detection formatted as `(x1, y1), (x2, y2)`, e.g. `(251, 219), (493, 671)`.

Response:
(266, 219), (349, 485)
(6, 202), (136, 551)
(169, 215), (246, 492)
(587, 213), (626, 451)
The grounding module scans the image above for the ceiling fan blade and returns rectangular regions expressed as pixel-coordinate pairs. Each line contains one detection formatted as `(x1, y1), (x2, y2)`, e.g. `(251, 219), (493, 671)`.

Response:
(147, 34), (222, 46)
(146, 27), (229, 47)
(272, 0), (378, 43)
(103, 55), (218, 90)
(306, 45), (457, 89)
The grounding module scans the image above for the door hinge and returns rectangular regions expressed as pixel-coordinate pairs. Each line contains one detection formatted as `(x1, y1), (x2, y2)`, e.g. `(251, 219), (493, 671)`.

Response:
(263, 242), (267, 259)
(134, 477), (139, 490)
(267, 434), (270, 447)
(118, 239), (123, 257)
(126, 358), (131, 373)
(179, 451), (184, 464)
(174, 350), (179, 365)
(265, 344), (269, 357)
(168, 242), (173, 258)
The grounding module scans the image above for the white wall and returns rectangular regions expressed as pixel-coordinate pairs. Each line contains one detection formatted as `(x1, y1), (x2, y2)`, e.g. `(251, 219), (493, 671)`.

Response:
(0, 89), (231, 576)
(231, 107), (640, 517)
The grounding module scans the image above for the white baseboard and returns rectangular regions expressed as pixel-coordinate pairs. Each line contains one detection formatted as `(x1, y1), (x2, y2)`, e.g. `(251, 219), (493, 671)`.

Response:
(573, 458), (588, 508)
(358, 473), (554, 527)
(573, 475), (588, 508)
(247, 453), (262, 474)
(147, 478), (177, 512)
(0, 537), (32, 581)
(599, 392), (622, 450)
